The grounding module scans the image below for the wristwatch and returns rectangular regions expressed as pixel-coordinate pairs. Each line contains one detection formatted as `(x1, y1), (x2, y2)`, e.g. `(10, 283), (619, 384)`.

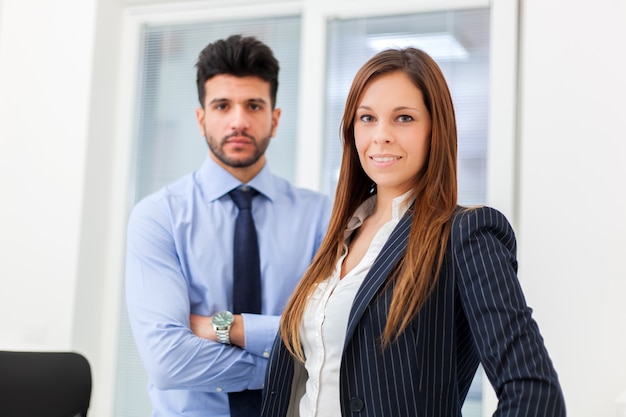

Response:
(212, 311), (234, 344)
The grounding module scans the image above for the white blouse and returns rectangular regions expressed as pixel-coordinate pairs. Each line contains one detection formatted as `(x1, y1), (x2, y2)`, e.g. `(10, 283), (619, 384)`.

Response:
(298, 192), (412, 417)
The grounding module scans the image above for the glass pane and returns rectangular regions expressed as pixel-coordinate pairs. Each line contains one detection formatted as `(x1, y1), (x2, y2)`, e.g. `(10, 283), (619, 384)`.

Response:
(323, 9), (490, 207)
(132, 16), (301, 202)
(323, 9), (490, 416)
(115, 16), (301, 417)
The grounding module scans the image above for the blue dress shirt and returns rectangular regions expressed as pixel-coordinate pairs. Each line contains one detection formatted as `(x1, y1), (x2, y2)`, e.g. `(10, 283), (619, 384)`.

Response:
(125, 156), (332, 417)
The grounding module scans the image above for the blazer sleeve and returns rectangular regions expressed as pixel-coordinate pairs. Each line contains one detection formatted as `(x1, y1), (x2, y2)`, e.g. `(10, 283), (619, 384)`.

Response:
(451, 206), (566, 417)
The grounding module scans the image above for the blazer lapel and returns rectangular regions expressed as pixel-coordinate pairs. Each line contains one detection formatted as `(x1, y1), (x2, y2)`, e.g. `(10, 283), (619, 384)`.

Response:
(343, 210), (413, 348)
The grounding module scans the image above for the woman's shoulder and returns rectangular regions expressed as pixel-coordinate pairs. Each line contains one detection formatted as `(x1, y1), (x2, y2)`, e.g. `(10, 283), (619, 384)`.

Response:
(452, 205), (510, 225)
(450, 205), (516, 242)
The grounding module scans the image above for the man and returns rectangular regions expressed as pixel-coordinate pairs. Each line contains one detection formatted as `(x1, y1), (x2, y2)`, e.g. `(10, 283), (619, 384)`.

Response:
(125, 34), (331, 417)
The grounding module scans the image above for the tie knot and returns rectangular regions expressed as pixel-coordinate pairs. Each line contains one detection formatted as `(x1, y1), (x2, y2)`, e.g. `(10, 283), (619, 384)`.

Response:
(229, 186), (258, 210)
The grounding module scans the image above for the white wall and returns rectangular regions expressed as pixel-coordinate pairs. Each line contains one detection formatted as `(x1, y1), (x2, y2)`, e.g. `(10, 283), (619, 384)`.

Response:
(0, 0), (123, 415)
(0, 0), (97, 346)
(0, 1), (624, 417)
(517, 1), (626, 416)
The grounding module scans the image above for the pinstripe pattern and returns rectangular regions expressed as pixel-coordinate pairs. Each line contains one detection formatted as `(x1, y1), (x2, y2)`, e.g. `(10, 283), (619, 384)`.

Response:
(261, 206), (566, 417)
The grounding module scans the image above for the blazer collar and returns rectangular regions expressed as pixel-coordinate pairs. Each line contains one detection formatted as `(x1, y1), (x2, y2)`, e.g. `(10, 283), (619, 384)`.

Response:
(343, 209), (413, 348)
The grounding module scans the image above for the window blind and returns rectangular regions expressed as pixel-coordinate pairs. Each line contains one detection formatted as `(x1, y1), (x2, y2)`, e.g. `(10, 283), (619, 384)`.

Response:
(114, 16), (301, 417)
(322, 10), (490, 415)
(322, 9), (490, 207)
(115, 7), (490, 416)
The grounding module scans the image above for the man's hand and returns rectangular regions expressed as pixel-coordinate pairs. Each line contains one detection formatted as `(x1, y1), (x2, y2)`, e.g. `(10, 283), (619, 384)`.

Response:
(190, 314), (246, 347)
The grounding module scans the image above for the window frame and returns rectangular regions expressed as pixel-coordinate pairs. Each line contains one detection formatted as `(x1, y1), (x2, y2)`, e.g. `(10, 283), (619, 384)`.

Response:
(102, 1), (519, 416)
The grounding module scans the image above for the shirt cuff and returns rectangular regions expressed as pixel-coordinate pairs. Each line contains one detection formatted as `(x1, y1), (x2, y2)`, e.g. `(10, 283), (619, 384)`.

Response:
(241, 313), (280, 359)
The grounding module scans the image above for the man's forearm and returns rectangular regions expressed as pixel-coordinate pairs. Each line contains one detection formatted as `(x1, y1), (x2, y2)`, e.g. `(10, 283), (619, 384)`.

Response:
(190, 314), (246, 347)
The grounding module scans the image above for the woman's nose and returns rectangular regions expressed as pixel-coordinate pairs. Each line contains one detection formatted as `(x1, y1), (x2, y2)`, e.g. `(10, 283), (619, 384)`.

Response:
(372, 123), (392, 144)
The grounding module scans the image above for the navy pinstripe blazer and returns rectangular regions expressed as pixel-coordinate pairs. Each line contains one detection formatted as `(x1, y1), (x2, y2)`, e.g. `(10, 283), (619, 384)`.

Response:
(261, 206), (566, 417)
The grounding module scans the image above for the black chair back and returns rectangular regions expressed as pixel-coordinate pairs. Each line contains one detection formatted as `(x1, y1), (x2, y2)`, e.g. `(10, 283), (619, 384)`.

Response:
(0, 351), (92, 417)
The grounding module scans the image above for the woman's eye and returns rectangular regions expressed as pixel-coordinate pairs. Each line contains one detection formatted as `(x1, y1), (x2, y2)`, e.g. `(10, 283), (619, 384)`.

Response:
(397, 115), (414, 123)
(359, 114), (374, 122)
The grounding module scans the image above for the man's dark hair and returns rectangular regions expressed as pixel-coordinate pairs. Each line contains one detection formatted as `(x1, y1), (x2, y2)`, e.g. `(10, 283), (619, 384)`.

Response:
(195, 34), (280, 108)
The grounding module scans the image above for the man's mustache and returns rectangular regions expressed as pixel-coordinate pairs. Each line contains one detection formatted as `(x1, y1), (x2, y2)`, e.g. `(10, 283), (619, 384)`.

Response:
(223, 131), (255, 142)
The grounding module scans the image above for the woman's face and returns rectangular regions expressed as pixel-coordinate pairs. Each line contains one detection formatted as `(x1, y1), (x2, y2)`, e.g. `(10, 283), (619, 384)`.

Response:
(354, 71), (432, 197)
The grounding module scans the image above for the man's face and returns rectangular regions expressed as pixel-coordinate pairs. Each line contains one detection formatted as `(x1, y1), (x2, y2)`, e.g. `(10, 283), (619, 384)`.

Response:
(195, 74), (281, 181)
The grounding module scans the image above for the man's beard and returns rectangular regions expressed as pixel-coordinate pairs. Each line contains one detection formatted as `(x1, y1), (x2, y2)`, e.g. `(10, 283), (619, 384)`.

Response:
(205, 130), (271, 168)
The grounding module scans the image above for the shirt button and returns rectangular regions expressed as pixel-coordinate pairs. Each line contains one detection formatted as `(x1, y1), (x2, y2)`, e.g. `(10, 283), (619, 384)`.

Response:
(216, 387), (223, 392)
(263, 351), (270, 358)
(349, 397), (364, 412)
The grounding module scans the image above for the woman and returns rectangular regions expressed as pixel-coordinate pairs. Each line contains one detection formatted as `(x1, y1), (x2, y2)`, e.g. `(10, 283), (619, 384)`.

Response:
(261, 48), (566, 417)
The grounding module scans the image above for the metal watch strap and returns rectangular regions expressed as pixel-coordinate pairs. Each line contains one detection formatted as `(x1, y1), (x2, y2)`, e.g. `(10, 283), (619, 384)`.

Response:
(215, 327), (231, 344)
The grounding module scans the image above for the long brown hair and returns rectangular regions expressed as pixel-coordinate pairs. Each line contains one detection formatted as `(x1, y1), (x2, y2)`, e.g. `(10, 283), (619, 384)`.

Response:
(280, 48), (458, 361)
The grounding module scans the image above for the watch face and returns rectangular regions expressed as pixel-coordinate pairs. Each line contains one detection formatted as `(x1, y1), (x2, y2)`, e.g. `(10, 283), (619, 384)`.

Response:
(212, 311), (234, 326)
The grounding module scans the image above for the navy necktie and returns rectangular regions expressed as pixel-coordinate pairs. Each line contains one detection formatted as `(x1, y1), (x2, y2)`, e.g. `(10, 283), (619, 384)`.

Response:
(228, 186), (262, 417)
(229, 186), (262, 314)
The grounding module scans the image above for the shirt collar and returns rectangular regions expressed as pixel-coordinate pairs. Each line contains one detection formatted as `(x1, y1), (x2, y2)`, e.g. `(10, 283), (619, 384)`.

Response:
(391, 190), (414, 220)
(345, 190), (415, 237)
(196, 155), (277, 202)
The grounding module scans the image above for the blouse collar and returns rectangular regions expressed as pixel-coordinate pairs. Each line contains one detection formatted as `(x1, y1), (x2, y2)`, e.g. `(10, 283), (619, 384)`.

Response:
(344, 190), (414, 239)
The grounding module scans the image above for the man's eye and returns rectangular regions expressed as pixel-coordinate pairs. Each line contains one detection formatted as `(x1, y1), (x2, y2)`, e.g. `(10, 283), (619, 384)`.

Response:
(250, 104), (261, 111)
